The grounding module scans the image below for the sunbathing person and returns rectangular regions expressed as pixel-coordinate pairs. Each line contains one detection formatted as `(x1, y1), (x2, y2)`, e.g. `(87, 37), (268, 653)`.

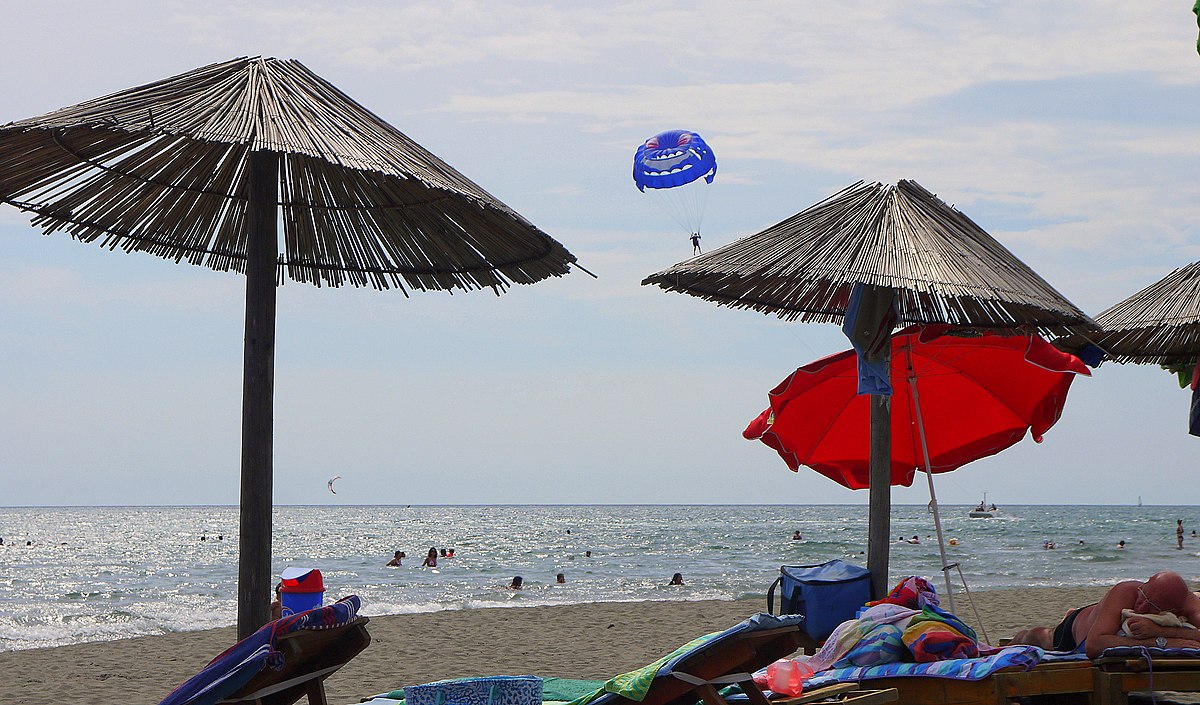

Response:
(1012, 571), (1200, 657)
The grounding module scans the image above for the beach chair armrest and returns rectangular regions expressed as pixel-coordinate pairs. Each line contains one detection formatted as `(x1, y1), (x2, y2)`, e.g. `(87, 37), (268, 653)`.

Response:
(217, 663), (342, 703)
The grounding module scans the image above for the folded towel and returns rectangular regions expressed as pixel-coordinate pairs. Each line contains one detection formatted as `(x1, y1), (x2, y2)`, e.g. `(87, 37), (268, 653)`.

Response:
(1119, 608), (1197, 637)
(903, 606), (983, 663)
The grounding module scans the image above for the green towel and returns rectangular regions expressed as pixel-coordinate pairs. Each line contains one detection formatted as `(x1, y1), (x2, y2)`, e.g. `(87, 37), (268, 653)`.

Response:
(566, 632), (721, 705)
(542, 678), (609, 702)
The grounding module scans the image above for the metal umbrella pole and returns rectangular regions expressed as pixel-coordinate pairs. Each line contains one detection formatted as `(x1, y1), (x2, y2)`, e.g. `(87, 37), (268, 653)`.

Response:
(903, 341), (956, 615)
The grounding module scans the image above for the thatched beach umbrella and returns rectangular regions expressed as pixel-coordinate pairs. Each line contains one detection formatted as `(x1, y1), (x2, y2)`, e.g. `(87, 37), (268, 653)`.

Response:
(1084, 260), (1200, 365)
(643, 179), (1093, 596)
(1060, 261), (1200, 436)
(0, 56), (578, 636)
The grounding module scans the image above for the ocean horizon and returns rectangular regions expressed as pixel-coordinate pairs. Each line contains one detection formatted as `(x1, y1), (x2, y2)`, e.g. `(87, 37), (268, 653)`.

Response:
(2, 503), (1196, 652)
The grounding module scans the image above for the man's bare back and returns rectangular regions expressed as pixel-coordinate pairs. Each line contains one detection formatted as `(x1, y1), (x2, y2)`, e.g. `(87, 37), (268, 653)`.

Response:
(1012, 571), (1200, 657)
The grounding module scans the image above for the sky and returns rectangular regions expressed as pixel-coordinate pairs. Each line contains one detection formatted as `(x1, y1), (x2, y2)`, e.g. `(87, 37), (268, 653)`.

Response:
(2, 1), (1199, 507)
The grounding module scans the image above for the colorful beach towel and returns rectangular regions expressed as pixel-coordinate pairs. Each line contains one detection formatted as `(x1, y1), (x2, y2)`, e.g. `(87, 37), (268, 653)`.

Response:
(832, 623), (906, 668)
(157, 595), (361, 705)
(806, 646), (1043, 688)
(806, 603), (920, 672)
(902, 606), (982, 662)
(377, 678), (607, 704)
(866, 576), (939, 610)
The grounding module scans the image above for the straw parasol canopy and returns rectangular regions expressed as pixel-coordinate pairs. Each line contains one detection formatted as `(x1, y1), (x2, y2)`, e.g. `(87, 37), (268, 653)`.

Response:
(0, 56), (578, 636)
(643, 179), (1094, 596)
(1083, 260), (1200, 365)
(0, 56), (575, 291)
(643, 180), (1093, 336)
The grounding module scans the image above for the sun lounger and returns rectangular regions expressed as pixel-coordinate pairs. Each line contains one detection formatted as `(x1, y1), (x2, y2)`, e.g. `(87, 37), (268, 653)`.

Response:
(840, 659), (1094, 705)
(365, 614), (897, 705)
(1092, 646), (1200, 705)
(802, 647), (1098, 705)
(812, 643), (1200, 704)
(575, 613), (806, 705)
(159, 595), (371, 705)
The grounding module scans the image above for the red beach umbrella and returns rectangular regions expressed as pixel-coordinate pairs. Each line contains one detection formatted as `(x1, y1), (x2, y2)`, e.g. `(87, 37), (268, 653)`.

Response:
(744, 325), (1090, 490)
(745, 325), (1089, 613)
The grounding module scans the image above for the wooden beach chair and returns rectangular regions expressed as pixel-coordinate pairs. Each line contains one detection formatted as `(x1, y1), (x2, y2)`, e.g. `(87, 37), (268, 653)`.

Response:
(361, 614), (894, 705)
(1091, 651), (1200, 705)
(159, 595), (371, 705)
(219, 616), (371, 705)
(582, 614), (896, 705)
(849, 659), (1094, 705)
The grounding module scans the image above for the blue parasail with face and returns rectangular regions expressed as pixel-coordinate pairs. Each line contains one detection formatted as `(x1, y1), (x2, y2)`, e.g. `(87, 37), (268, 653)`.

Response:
(632, 130), (718, 192)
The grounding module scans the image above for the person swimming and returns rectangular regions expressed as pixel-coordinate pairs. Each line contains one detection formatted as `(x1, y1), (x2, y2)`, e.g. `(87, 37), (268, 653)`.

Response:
(507, 576), (523, 589)
(669, 572), (684, 586)
(270, 582), (283, 620)
(422, 547), (438, 567)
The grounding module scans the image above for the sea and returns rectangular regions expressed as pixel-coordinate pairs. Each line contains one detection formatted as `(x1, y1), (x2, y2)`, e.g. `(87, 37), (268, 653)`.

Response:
(1, 503), (1197, 652)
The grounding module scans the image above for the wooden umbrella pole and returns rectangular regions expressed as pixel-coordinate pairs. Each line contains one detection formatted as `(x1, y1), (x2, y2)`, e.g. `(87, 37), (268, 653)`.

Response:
(866, 343), (892, 600)
(238, 149), (279, 638)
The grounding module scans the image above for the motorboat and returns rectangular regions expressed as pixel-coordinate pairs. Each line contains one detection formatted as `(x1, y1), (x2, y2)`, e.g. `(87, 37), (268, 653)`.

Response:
(969, 492), (997, 518)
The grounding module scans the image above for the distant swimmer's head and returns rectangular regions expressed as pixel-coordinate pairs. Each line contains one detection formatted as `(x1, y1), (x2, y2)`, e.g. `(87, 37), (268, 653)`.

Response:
(509, 576), (523, 589)
(556, 573), (565, 584)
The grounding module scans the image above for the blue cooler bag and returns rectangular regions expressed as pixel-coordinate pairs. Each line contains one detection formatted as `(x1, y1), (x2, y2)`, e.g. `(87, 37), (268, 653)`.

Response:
(766, 559), (872, 640)
(405, 676), (543, 705)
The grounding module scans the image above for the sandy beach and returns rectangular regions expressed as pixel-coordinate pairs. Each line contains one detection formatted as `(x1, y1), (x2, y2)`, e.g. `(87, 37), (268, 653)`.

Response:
(0, 585), (1135, 705)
